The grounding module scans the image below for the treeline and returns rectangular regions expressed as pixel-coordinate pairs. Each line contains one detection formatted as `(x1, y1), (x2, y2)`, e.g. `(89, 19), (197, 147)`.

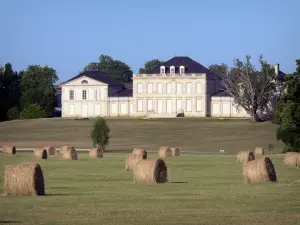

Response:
(0, 63), (58, 121)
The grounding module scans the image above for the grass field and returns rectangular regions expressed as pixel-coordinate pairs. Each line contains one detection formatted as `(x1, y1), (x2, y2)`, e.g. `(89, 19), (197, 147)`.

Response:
(0, 118), (285, 153)
(0, 152), (299, 225)
(0, 118), (299, 225)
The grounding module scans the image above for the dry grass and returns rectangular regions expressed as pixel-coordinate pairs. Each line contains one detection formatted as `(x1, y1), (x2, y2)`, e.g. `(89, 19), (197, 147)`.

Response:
(2, 145), (16, 154)
(125, 153), (144, 172)
(159, 146), (173, 157)
(134, 159), (168, 184)
(255, 147), (264, 156)
(243, 157), (277, 184)
(133, 148), (147, 159)
(60, 146), (78, 160)
(89, 148), (104, 158)
(33, 148), (48, 160)
(4, 162), (45, 196)
(237, 151), (255, 165)
(171, 147), (180, 156)
(284, 152), (300, 167)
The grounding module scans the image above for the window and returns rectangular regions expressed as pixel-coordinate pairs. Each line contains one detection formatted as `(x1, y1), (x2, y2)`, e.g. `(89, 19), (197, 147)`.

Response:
(160, 66), (165, 74)
(187, 83), (192, 94)
(196, 83), (202, 93)
(196, 99), (202, 112)
(137, 83), (143, 94)
(167, 83), (172, 94)
(82, 90), (87, 100)
(176, 83), (182, 93)
(180, 66), (185, 74)
(186, 99), (192, 112)
(137, 99), (143, 112)
(81, 80), (88, 84)
(94, 90), (97, 100)
(69, 90), (74, 100)
(147, 83), (153, 93)
(170, 66), (175, 74)
(147, 99), (153, 111)
(158, 83), (163, 93)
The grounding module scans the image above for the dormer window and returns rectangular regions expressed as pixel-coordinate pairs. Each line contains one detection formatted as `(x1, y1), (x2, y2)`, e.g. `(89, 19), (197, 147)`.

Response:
(160, 66), (165, 74)
(81, 80), (88, 84)
(180, 66), (185, 74)
(170, 66), (175, 74)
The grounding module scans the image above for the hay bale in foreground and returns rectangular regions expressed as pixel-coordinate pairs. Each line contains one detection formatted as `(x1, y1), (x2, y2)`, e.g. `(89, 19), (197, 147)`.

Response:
(237, 151), (255, 165)
(89, 147), (104, 158)
(33, 149), (48, 160)
(243, 157), (277, 184)
(44, 146), (56, 155)
(61, 146), (78, 160)
(133, 148), (147, 159)
(255, 147), (264, 156)
(4, 162), (45, 196)
(125, 153), (144, 172)
(134, 159), (168, 184)
(284, 152), (300, 167)
(2, 145), (16, 154)
(159, 146), (173, 157)
(171, 147), (180, 156)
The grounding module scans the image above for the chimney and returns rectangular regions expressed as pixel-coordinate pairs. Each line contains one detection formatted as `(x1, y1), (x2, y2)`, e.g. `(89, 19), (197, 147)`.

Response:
(274, 64), (279, 76)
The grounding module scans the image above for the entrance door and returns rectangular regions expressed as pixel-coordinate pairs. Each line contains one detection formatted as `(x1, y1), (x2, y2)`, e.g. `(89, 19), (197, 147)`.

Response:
(167, 99), (172, 114)
(157, 99), (163, 113)
(82, 104), (88, 117)
(176, 99), (182, 112)
(95, 104), (100, 116)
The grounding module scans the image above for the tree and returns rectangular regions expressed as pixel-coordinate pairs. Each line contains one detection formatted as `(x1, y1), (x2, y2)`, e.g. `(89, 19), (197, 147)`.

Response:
(20, 65), (58, 117)
(139, 59), (164, 74)
(91, 117), (111, 151)
(208, 63), (229, 75)
(221, 55), (277, 122)
(0, 63), (22, 121)
(83, 55), (133, 83)
(275, 59), (300, 152)
(19, 103), (46, 119)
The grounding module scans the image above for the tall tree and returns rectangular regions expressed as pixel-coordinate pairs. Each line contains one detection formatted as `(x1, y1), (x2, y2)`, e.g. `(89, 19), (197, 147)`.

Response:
(221, 55), (277, 122)
(0, 63), (21, 121)
(20, 65), (58, 117)
(83, 55), (133, 83)
(208, 63), (229, 75)
(275, 59), (300, 152)
(139, 59), (164, 74)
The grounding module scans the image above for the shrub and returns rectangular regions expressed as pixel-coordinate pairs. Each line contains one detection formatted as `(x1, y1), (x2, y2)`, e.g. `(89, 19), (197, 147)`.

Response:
(19, 104), (46, 119)
(91, 117), (110, 151)
(7, 106), (20, 120)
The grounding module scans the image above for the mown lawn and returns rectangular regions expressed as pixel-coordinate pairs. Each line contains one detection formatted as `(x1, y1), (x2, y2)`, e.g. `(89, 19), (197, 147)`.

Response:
(0, 152), (299, 225)
(0, 118), (285, 153)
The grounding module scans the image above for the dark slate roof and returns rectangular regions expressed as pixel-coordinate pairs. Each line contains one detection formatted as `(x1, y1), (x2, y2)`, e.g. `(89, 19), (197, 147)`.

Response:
(108, 87), (133, 97)
(212, 90), (230, 97)
(147, 56), (217, 76)
(278, 70), (286, 82)
(64, 70), (125, 87)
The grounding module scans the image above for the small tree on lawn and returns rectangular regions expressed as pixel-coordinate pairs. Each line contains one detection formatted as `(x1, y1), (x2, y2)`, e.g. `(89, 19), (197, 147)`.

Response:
(91, 117), (110, 151)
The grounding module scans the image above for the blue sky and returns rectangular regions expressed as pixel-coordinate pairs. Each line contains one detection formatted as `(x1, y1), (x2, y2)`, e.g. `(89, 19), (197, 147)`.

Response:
(0, 0), (299, 83)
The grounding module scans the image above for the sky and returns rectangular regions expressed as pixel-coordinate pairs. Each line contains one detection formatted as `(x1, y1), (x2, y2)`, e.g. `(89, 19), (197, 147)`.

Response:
(0, 0), (299, 83)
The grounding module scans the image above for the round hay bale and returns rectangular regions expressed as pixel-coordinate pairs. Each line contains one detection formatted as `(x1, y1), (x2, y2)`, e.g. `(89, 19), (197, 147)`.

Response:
(255, 147), (264, 156)
(159, 146), (173, 157)
(4, 162), (45, 196)
(134, 159), (168, 184)
(61, 146), (78, 160)
(44, 146), (56, 155)
(243, 157), (277, 184)
(33, 149), (48, 160)
(237, 151), (255, 165)
(171, 147), (180, 156)
(89, 147), (104, 158)
(125, 153), (144, 172)
(2, 145), (16, 154)
(133, 148), (147, 159)
(284, 152), (300, 167)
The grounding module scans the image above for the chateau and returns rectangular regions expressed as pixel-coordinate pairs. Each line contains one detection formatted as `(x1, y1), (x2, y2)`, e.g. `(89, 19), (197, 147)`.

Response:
(60, 56), (283, 118)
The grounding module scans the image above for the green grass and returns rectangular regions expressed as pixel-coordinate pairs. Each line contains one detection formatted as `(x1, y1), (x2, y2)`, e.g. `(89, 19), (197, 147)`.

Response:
(0, 118), (284, 153)
(0, 152), (299, 225)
